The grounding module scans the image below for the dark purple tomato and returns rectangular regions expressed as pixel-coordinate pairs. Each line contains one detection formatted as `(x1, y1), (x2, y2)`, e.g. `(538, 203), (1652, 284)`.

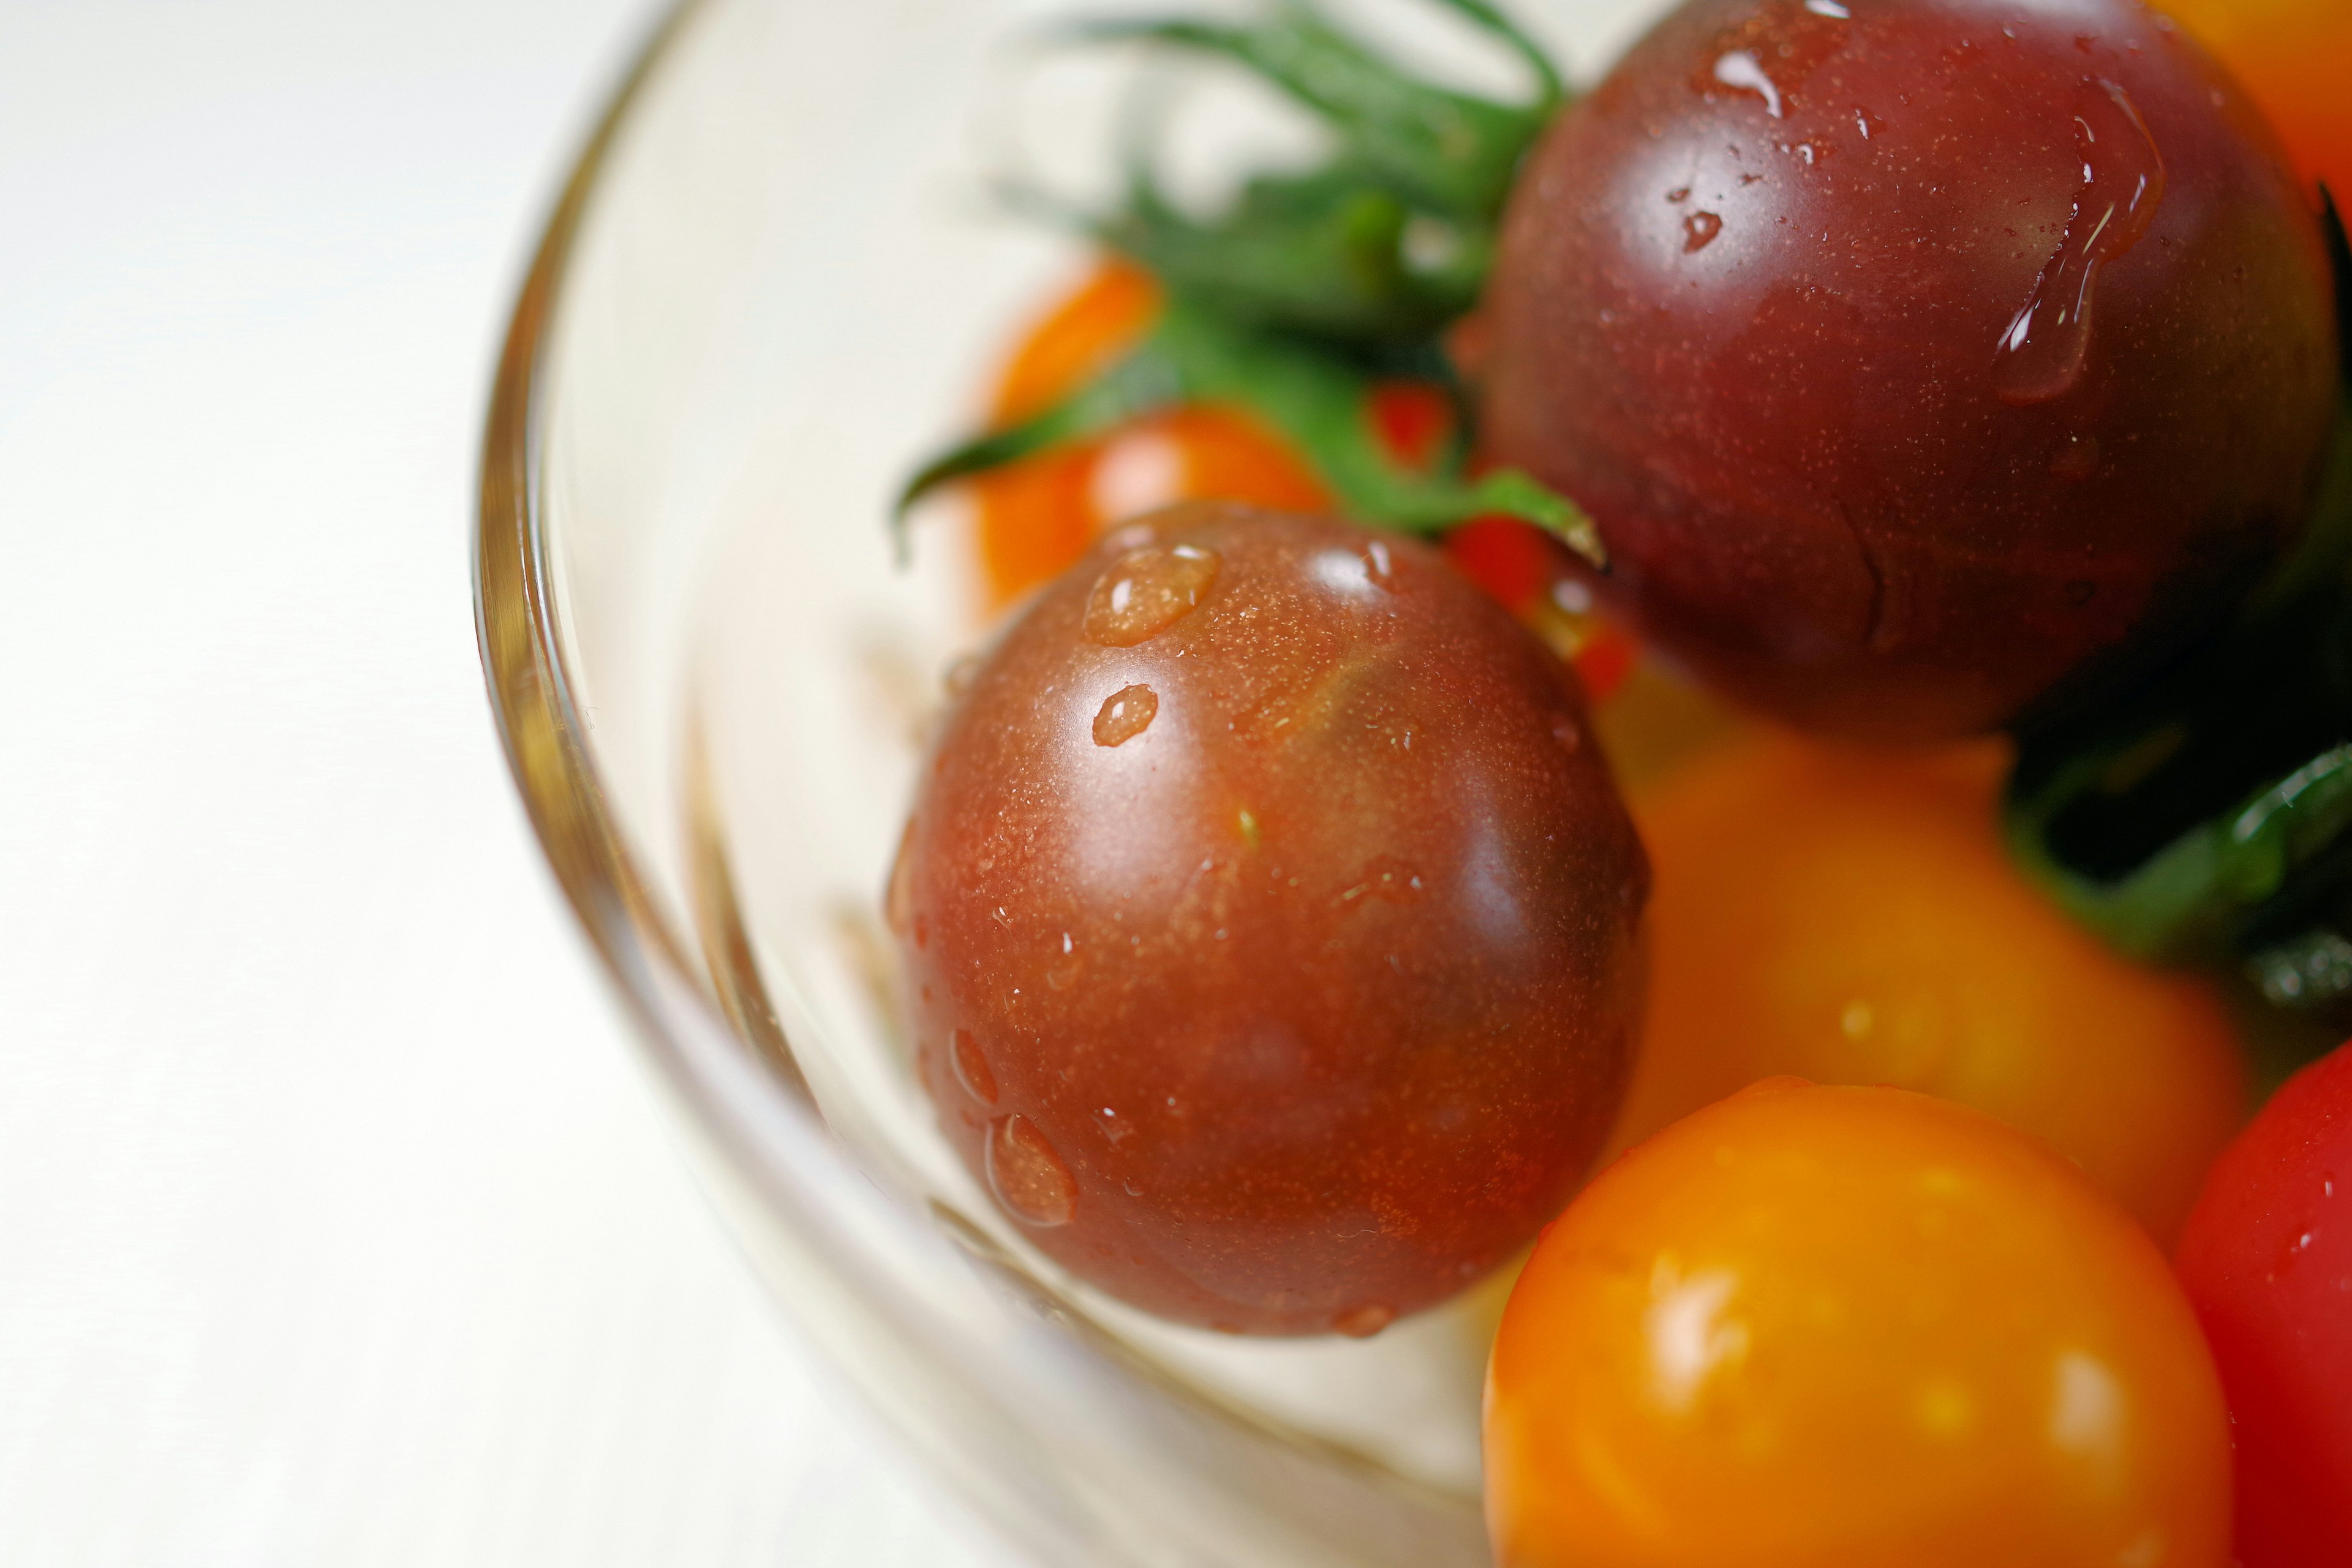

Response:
(890, 503), (1648, 1336)
(1485, 0), (2340, 739)
(2175, 1041), (2352, 1568)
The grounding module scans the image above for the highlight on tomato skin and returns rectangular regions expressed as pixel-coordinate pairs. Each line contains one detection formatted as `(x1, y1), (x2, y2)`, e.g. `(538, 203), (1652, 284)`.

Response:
(1608, 729), (2249, 1245)
(2174, 1041), (2352, 1568)
(1485, 1080), (2233, 1568)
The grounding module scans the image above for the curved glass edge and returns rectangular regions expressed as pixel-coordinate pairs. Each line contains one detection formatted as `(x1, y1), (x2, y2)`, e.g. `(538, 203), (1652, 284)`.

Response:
(469, 5), (1489, 1566)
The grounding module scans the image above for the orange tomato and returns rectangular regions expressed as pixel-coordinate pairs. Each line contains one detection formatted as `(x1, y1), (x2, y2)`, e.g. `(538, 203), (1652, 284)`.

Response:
(1610, 732), (2246, 1245)
(965, 260), (1642, 700)
(1486, 1079), (2233, 1568)
(971, 260), (1330, 608)
(2158, 0), (2352, 206)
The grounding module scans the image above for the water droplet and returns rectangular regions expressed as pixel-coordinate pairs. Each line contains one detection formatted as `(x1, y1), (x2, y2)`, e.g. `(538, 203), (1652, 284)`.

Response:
(1092, 684), (1158, 747)
(1713, 51), (1785, 118)
(1335, 1304), (1396, 1338)
(1683, 211), (1724, 252)
(952, 1028), (998, 1104)
(1362, 538), (1396, 592)
(1046, 930), (1083, 992)
(1552, 714), (1583, 753)
(1336, 854), (1425, 907)
(1665, 185), (1692, 204)
(884, 819), (918, 937)
(986, 1115), (1076, 1227)
(1095, 1106), (1133, 1145)
(1084, 543), (1221, 646)
(1994, 80), (2167, 405)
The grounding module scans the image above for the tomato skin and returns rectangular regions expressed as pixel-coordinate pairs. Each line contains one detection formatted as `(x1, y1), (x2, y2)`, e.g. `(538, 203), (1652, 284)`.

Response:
(1486, 1080), (2233, 1568)
(2175, 1043), (2352, 1567)
(1486, 0), (2339, 739)
(1611, 732), (2247, 1244)
(899, 503), (1647, 1335)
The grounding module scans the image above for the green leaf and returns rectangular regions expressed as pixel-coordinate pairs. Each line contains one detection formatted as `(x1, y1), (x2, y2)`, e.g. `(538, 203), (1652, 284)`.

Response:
(895, 297), (1605, 567)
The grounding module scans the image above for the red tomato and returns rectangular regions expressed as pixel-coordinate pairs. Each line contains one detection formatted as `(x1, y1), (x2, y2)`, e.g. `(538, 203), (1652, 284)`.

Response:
(2176, 1042), (2352, 1567)
(1487, 1079), (2233, 1568)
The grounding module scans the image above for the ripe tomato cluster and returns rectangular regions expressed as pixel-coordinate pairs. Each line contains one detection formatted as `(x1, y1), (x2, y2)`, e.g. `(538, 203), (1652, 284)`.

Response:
(889, 0), (2352, 1561)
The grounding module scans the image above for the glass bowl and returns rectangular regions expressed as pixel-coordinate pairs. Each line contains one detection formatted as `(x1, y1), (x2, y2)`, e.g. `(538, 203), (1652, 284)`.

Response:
(476, 1), (1668, 1562)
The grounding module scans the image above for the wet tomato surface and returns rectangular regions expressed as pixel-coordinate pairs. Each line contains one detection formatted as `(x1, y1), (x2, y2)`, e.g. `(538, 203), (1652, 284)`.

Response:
(2176, 1042), (2352, 1568)
(892, 503), (1648, 1335)
(1487, 1080), (2232, 1568)
(1485, 0), (2339, 738)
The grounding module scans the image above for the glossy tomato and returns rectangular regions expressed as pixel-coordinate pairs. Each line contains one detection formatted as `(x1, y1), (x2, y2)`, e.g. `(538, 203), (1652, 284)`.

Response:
(1485, 0), (2340, 739)
(2176, 1042), (2352, 1568)
(1610, 732), (2247, 1243)
(895, 503), (1646, 1335)
(1487, 1080), (2232, 1568)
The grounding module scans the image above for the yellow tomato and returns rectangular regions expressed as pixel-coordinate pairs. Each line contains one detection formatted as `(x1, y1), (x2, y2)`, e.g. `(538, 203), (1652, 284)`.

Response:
(1487, 1080), (2233, 1568)
(1609, 733), (2246, 1244)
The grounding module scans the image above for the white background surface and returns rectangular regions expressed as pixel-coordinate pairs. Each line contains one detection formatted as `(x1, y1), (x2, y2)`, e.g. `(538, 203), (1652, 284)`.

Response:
(0, 2), (1010, 1562)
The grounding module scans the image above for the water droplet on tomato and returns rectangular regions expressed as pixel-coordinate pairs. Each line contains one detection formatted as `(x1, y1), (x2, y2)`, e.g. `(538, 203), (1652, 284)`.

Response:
(1334, 1303), (1396, 1338)
(1092, 683), (1159, 747)
(1713, 51), (1785, 118)
(952, 1028), (998, 1104)
(987, 1115), (1076, 1227)
(1362, 538), (1396, 592)
(1994, 80), (2167, 405)
(1046, 930), (1084, 992)
(1336, 854), (1425, 907)
(1084, 544), (1221, 646)
(1683, 211), (1725, 252)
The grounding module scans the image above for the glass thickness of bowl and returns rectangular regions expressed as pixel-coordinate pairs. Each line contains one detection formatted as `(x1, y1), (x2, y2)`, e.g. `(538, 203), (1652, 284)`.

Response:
(476, 1), (1666, 1562)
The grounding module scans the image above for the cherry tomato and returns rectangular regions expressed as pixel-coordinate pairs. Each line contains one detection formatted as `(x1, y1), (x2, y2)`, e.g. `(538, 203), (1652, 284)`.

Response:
(1486, 0), (2340, 739)
(2157, 0), (2352, 208)
(967, 264), (1643, 698)
(1609, 732), (2247, 1243)
(893, 503), (1647, 1335)
(1486, 1079), (2233, 1568)
(2175, 1042), (2352, 1567)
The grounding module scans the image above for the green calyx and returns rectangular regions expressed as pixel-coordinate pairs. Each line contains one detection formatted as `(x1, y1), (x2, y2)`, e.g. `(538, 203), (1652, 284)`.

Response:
(1063, 0), (1562, 340)
(895, 296), (1604, 566)
(895, 0), (1594, 562)
(2004, 401), (2352, 1000)
(2003, 190), (2352, 1017)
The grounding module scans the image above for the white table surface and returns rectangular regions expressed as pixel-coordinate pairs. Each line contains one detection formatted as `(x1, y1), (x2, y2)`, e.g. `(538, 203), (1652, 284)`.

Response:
(0, 2), (1011, 1562)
